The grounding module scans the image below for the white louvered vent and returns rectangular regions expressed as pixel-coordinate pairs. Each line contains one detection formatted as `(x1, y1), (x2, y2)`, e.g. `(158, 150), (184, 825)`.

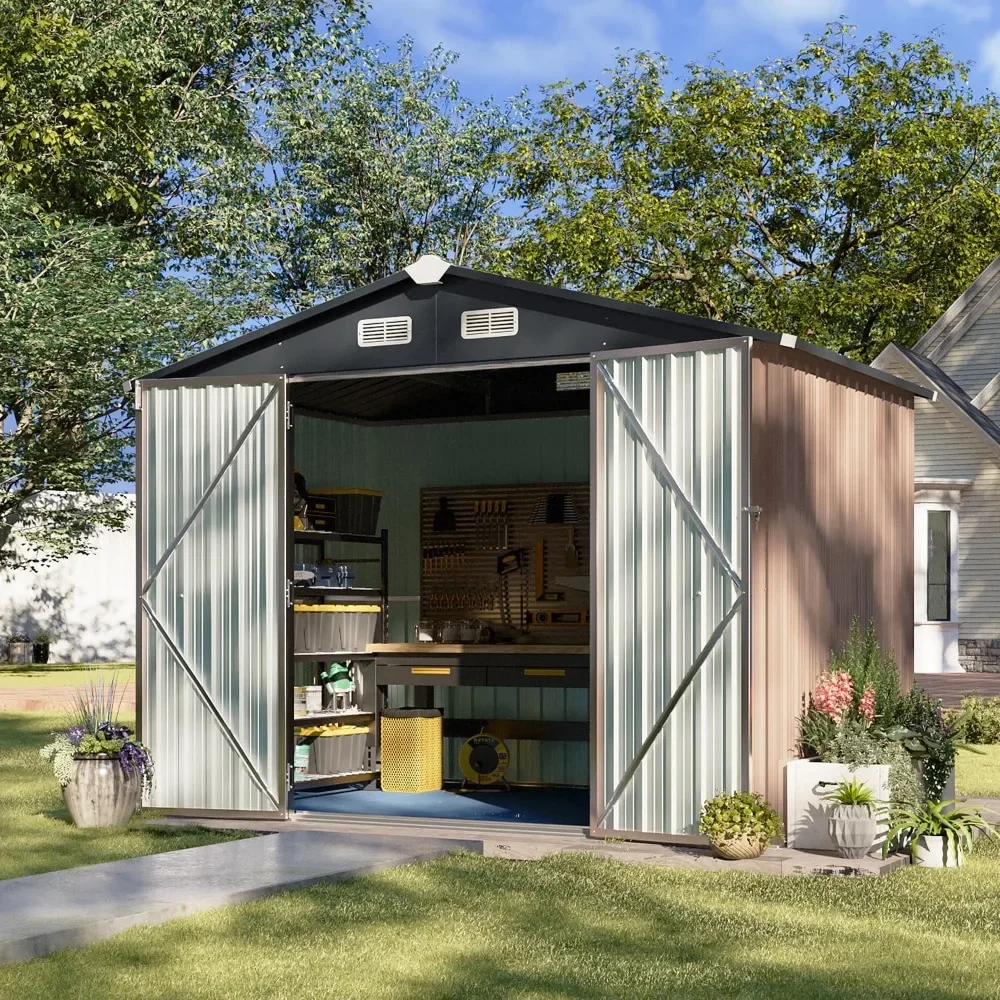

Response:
(357, 316), (412, 347)
(460, 307), (518, 340)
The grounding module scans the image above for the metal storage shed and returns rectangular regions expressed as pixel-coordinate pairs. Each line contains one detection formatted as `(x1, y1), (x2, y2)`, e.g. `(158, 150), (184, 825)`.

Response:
(135, 256), (925, 843)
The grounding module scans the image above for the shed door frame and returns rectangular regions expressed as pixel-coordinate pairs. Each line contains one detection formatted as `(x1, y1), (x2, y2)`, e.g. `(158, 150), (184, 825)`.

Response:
(136, 374), (290, 819)
(590, 337), (751, 841)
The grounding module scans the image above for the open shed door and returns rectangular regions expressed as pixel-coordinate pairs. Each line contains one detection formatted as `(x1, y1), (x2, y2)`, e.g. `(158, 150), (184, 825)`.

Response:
(591, 340), (749, 839)
(137, 377), (288, 816)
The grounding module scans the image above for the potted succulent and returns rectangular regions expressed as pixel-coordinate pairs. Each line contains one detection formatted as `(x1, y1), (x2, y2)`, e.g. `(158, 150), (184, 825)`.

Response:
(883, 799), (997, 868)
(32, 629), (51, 664)
(821, 778), (880, 858)
(6, 632), (32, 664)
(40, 675), (153, 827)
(699, 791), (783, 860)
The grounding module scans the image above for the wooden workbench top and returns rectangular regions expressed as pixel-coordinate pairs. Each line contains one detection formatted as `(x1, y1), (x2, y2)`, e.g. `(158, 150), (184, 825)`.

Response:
(367, 643), (589, 655)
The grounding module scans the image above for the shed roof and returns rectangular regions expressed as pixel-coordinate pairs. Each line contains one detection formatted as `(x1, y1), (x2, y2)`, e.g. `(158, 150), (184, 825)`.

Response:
(142, 258), (929, 400)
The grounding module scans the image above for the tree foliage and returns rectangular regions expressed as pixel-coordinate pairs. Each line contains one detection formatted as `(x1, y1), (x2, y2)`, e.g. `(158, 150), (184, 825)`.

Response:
(507, 24), (1000, 359)
(192, 39), (530, 317)
(0, 193), (218, 564)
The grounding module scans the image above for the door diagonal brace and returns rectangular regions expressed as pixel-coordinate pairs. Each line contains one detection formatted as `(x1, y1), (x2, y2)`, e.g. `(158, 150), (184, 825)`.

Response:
(596, 594), (744, 829)
(141, 598), (280, 811)
(597, 362), (742, 590)
(142, 384), (279, 595)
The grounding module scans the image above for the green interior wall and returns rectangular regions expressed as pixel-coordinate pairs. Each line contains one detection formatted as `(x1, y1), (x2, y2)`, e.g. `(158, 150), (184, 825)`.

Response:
(294, 413), (590, 786)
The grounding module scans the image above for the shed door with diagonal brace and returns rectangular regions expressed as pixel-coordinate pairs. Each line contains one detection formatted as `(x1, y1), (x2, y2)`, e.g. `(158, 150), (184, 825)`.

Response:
(138, 378), (288, 815)
(591, 341), (749, 838)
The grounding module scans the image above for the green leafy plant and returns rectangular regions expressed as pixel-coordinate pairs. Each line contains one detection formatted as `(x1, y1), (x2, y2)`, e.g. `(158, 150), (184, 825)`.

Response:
(887, 687), (957, 801)
(830, 618), (902, 723)
(821, 778), (877, 813)
(820, 721), (921, 810)
(39, 672), (154, 797)
(33, 629), (51, 644)
(699, 791), (782, 847)
(6, 632), (30, 643)
(949, 696), (1000, 745)
(882, 800), (997, 860)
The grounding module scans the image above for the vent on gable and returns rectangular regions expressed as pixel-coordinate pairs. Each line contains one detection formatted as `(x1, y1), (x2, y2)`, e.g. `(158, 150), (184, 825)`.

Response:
(357, 316), (412, 347)
(460, 307), (518, 340)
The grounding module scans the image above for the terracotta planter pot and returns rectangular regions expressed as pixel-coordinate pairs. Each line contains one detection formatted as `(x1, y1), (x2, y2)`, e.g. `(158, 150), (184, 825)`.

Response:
(828, 804), (878, 859)
(7, 641), (32, 665)
(710, 835), (768, 860)
(911, 834), (963, 868)
(62, 754), (141, 828)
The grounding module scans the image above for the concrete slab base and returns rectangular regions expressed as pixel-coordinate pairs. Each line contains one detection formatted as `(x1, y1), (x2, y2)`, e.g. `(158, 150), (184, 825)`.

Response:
(0, 830), (478, 966)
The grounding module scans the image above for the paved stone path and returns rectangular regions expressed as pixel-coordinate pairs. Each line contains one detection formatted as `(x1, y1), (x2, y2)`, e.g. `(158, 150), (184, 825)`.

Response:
(0, 683), (135, 713)
(0, 830), (478, 965)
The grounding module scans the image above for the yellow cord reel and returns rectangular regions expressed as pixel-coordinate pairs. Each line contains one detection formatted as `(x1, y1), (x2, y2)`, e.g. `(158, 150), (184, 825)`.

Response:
(458, 733), (510, 788)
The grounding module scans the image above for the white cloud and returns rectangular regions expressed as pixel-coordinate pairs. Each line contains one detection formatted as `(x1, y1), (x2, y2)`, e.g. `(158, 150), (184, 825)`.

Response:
(900, 0), (990, 21)
(367, 0), (665, 85)
(981, 29), (1000, 89)
(704, 0), (844, 42)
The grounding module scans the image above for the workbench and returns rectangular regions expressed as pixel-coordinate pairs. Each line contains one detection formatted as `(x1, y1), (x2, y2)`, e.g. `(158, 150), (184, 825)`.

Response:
(366, 642), (590, 743)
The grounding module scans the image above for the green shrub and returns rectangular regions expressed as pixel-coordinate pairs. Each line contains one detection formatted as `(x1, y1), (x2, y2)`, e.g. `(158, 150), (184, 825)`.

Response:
(890, 686), (956, 800)
(950, 696), (1000, 744)
(830, 617), (902, 723)
(699, 791), (783, 847)
(820, 721), (921, 808)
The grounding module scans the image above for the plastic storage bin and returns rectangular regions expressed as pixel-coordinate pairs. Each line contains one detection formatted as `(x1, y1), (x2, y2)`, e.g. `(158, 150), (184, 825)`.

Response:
(380, 709), (443, 793)
(294, 604), (380, 653)
(307, 489), (382, 534)
(307, 725), (370, 776)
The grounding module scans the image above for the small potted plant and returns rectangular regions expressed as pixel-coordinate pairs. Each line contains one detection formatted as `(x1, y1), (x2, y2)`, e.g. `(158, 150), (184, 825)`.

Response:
(699, 791), (783, 859)
(883, 799), (997, 868)
(6, 632), (32, 665)
(821, 778), (880, 858)
(39, 675), (153, 827)
(32, 629), (51, 664)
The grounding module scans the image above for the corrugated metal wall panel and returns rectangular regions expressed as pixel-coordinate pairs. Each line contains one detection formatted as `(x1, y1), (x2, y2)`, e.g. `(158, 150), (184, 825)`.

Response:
(594, 345), (745, 836)
(299, 414), (591, 785)
(749, 342), (914, 816)
(141, 381), (285, 813)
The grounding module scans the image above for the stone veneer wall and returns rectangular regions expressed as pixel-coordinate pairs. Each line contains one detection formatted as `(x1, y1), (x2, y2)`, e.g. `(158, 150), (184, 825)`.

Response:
(960, 639), (1000, 672)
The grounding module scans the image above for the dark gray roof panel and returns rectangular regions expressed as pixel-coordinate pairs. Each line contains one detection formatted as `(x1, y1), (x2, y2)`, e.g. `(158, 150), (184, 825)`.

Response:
(895, 343), (1000, 448)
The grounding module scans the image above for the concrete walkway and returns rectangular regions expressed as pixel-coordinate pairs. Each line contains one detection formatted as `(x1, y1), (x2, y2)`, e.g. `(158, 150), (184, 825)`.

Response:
(0, 830), (478, 965)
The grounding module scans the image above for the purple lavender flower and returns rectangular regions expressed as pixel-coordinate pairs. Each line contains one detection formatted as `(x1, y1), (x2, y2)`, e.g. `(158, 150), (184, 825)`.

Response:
(66, 726), (85, 746)
(99, 721), (132, 742)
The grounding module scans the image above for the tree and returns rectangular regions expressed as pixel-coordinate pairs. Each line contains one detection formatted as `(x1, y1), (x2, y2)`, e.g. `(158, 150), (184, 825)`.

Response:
(0, 193), (218, 565)
(506, 23), (1000, 360)
(191, 39), (530, 317)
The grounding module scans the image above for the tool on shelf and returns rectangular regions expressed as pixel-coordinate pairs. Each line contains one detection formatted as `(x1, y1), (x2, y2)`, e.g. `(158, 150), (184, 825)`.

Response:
(564, 526), (580, 569)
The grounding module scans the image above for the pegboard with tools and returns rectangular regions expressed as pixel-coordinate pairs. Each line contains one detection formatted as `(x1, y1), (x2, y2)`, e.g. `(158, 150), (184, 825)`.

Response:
(419, 483), (590, 644)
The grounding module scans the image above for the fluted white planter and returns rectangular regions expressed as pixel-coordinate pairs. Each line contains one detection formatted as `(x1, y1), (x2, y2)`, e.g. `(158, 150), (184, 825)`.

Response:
(62, 754), (141, 828)
(828, 804), (878, 859)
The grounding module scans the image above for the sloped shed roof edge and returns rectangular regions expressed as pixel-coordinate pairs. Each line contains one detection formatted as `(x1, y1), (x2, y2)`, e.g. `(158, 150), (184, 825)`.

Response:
(141, 263), (930, 399)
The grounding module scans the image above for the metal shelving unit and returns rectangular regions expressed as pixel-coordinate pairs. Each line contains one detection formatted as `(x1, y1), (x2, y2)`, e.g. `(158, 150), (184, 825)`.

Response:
(291, 528), (388, 794)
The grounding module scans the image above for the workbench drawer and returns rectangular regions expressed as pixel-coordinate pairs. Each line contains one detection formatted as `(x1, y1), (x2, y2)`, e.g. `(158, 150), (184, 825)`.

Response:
(378, 664), (487, 687)
(486, 666), (589, 688)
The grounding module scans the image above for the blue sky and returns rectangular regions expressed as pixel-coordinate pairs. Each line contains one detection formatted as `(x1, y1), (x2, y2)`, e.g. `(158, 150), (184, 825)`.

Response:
(365, 0), (1000, 98)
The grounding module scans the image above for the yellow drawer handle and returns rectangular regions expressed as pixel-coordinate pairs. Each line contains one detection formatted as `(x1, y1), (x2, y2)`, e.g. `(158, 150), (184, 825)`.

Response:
(411, 667), (452, 676)
(523, 668), (566, 677)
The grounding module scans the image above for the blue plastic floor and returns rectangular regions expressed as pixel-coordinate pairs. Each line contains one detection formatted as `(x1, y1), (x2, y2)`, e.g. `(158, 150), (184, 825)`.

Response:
(292, 784), (588, 826)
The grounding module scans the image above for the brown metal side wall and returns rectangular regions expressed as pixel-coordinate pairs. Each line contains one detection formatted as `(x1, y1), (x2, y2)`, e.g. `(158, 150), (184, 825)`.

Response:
(749, 341), (914, 815)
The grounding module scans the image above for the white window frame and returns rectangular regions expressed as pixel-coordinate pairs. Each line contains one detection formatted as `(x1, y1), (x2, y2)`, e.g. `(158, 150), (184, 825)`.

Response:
(914, 498), (959, 625)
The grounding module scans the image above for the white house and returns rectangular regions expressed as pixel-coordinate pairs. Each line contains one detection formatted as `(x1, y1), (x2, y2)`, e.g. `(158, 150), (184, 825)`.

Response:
(874, 257), (1000, 674)
(0, 495), (135, 662)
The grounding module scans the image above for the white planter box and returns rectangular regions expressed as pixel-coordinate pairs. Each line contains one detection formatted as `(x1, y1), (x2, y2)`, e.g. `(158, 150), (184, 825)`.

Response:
(785, 759), (890, 851)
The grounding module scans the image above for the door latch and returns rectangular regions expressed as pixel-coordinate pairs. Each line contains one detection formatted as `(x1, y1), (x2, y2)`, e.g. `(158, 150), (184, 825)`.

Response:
(743, 505), (762, 521)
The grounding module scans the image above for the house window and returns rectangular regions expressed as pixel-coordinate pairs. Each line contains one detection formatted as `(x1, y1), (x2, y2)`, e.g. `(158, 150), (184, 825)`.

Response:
(927, 509), (951, 621)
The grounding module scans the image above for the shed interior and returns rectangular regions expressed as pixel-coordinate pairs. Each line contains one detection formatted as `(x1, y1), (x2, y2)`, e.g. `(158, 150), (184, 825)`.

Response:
(288, 361), (594, 825)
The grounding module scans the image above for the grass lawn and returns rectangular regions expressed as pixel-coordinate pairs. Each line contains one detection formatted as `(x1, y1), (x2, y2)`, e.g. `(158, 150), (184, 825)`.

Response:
(0, 663), (134, 688)
(0, 711), (244, 881)
(3, 843), (1000, 999)
(956, 744), (1000, 798)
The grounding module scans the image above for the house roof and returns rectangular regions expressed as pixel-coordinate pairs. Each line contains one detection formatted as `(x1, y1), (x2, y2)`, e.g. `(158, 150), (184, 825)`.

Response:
(141, 257), (928, 400)
(913, 254), (1000, 361)
(881, 342), (1000, 454)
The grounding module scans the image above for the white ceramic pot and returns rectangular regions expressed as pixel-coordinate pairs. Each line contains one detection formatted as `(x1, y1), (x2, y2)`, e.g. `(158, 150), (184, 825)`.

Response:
(911, 834), (963, 868)
(62, 754), (141, 828)
(828, 804), (878, 859)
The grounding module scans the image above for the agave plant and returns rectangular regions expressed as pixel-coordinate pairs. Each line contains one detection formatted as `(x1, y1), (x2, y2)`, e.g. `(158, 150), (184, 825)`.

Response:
(821, 778), (878, 813)
(883, 799), (997, 860)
